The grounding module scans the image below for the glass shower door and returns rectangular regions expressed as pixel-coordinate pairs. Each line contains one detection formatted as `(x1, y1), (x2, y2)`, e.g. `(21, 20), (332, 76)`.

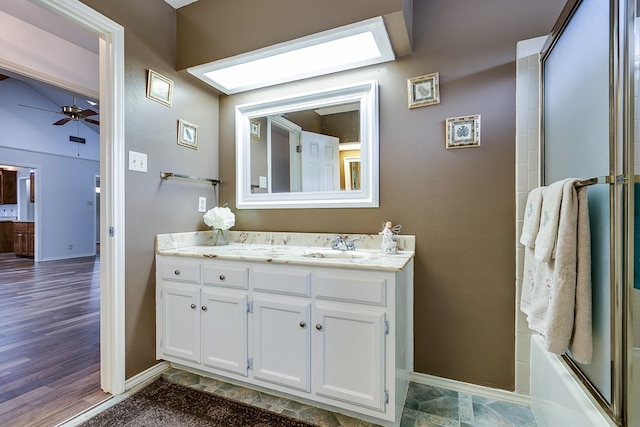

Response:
(542, 0), (612, 407)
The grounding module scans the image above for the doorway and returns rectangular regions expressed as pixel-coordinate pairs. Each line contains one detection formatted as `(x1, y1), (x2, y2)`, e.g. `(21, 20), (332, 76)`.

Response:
(0, 0), (126, 402)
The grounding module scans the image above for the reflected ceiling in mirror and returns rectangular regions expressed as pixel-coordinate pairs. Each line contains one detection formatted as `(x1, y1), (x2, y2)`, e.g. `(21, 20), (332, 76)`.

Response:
(236, 80), (379, 209)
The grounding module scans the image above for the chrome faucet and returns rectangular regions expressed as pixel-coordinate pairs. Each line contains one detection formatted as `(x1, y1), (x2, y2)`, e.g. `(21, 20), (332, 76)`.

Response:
(332, 235), (360, 251)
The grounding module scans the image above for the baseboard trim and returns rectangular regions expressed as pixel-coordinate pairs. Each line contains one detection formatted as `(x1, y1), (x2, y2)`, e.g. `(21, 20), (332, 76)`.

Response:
(125, 361), (170, 391)
(410, 372), (532, 407)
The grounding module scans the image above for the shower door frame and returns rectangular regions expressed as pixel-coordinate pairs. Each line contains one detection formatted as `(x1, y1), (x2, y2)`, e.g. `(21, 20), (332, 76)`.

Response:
(539, 0), (634, 424)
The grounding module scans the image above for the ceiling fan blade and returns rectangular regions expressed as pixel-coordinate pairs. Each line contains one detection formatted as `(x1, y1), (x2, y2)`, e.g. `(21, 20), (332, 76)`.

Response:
(83, 118), (100, 125)
(19, 104), (63, 115)
(53, 117), (71, 126)
(78, 109), (98, 118)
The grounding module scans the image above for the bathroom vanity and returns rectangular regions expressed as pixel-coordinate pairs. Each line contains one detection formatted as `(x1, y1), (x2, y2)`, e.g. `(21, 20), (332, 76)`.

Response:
(155, 231), (415, 427)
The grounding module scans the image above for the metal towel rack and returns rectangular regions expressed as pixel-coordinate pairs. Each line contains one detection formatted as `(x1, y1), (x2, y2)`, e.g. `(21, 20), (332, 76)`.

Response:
(574, 174), (627, 188)
(160, 171), (221, 186)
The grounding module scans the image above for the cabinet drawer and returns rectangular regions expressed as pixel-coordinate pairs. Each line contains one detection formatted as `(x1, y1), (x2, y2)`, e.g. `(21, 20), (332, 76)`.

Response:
(161, 261), (200, 284)
(13, 222), (33, 233)
(313, 272), (387, 306)
(203, 265), (249, 289)
(253, 267), (311, 297)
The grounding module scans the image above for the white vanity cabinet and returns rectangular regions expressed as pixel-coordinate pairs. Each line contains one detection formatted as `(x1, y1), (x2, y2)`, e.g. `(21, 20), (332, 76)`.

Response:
(157, 259), (201, 364)
(312, 269), (390, 412)
(157, 258), (249, 375)
(156, 254), (413, 427)
(251, 266), (312, 392)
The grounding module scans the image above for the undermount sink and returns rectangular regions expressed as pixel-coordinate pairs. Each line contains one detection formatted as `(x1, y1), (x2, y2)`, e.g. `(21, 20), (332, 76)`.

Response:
(302, 249), (365, 259)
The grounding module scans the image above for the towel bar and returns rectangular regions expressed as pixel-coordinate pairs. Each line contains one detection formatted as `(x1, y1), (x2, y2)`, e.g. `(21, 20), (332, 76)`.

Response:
(574, 175), (625, 188)
(160, 172), (221, 186)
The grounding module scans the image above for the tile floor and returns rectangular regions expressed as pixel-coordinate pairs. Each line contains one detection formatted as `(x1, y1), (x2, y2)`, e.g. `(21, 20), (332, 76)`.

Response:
(163, 368), (537, 427)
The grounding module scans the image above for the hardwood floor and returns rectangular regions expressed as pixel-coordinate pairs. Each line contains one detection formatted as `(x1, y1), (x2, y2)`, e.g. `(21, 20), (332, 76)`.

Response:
(0, 254), (110, 426)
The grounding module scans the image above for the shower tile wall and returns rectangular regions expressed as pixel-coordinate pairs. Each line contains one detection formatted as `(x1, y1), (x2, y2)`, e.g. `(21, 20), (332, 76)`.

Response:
(515, 35), (547, 395)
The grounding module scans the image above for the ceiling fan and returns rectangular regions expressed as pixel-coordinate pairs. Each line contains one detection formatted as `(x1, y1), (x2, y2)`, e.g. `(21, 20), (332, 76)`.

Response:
(20, 96), (99, 126)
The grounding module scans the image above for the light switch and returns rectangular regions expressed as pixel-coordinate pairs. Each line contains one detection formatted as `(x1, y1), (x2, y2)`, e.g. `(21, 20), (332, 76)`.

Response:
(198, 197), (207, 212)
(129, 151), (147, 172)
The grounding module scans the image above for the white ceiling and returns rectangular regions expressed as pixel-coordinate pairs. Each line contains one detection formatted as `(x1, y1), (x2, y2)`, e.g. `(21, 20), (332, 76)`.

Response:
(0, 0), (97, 53)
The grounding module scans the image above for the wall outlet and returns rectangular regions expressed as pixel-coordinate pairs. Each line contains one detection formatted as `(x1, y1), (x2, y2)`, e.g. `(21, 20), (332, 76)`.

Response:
(198, 197), (207, 212)
(68, 244), (73, 250)
(259, 176), (267, 188)
(128, 151), (147, 172)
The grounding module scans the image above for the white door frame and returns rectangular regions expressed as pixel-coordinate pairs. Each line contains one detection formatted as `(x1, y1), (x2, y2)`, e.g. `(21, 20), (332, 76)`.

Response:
(27, 0), (126, 395)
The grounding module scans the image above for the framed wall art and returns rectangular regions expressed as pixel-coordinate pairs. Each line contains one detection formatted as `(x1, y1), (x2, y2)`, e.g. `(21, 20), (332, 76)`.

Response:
(146, 69), (173, 107)
(177, 119), (198, 149)
(445, 114), (481, 149)
(408, 72), (440, 109)
(250, 119), (261, 140)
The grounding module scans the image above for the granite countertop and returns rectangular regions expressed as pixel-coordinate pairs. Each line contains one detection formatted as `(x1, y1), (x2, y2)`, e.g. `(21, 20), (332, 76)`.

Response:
(156, 231), (415, 272)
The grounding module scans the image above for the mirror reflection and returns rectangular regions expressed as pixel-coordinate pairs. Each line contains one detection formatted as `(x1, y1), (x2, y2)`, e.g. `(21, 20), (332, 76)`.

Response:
(235, 80), (378, 209)
(250, 103), (360, 194)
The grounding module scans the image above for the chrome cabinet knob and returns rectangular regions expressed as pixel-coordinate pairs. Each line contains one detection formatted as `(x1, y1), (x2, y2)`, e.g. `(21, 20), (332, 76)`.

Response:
(174, 269), (180, 275)
(315, 324), (322, 331)
(201, 306), (207, 311)
(299, 321), (306, 328)
(219, 274), (225, 281)
(190, 303), (196, 309)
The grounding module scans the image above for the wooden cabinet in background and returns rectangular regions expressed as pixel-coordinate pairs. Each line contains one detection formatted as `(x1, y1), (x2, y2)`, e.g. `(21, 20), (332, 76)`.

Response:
(29, 172), (34, 203)
(0, 170), (17, 204)
(0, 222), (14, 253)
(14, 222), (34, 258)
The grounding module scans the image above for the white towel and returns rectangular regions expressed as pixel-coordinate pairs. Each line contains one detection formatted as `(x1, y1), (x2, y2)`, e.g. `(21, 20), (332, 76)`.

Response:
(520, 186), (545, 316)
(520, 187), (544, 248)
(569, 186), (592, 364)
(523, 179), (592, 363)
(535, 179), (570, 262)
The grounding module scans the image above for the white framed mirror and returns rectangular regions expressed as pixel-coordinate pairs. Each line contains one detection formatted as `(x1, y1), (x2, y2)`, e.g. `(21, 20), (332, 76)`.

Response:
(235, 80), (379, 209)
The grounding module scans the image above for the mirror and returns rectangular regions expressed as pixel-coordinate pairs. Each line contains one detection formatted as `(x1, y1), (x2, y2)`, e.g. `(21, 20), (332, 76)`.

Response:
(235, 80), (379, 209)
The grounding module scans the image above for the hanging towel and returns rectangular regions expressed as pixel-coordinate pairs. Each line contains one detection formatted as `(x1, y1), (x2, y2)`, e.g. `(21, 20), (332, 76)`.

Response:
(534, 179), (571, 262)
(520, 186), (544, 316)
(520, 186), (545, 248)
(569, 186), (592, 364)
(524, 179), (592, 363)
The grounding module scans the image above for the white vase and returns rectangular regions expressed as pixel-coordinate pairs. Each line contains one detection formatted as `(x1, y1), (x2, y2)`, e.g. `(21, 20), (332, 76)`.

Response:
(212, 228), (230, 246)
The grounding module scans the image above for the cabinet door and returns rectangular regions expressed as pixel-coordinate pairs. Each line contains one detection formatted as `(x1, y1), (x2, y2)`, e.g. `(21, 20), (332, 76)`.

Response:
(0, 170), (17, 204)
(14, 231), (26, 256)
(160, 283), (201, 363)
(313, 303), (386, 411)
(201, 289), (248, 376)
(253, 296), (311, 392)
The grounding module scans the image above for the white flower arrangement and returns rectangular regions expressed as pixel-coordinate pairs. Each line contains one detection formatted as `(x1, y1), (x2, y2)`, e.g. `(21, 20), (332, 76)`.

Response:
(203, 206), (235, 230)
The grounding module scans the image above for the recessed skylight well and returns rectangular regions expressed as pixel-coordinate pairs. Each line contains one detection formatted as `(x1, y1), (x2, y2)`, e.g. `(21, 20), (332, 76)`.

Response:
(187, 17), (395, 94)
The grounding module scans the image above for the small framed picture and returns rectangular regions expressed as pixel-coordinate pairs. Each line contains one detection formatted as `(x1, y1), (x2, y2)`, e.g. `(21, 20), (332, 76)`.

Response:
(445, 114), (481, 149)
(250, 119), (261, 140)
(408, 72), (440, 109)
(177, 119), (198, 149)
(146, 69), (173, 107)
